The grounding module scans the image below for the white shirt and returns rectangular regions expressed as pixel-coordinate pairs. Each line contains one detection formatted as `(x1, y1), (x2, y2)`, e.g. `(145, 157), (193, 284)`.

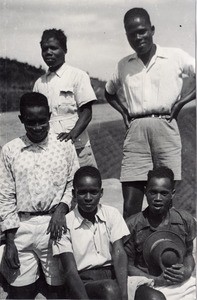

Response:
(33, 63), (97, 148)
(53, 204), (129, 271)
(106, 45), (195, 116)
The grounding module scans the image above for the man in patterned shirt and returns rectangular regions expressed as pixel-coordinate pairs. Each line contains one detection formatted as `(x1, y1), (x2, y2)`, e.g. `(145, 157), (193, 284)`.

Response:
(0, 92), (79, 299)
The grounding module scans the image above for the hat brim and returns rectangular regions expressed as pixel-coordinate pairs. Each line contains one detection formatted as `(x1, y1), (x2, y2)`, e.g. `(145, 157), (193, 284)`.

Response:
(143, 230), (186, 271)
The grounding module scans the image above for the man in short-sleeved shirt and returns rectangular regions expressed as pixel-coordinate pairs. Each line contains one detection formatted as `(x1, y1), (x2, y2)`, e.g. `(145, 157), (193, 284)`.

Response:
(105, 8), (196, 218)
(33, 28), (97, 167)
(53, 166), (129, 300)
(124, 166), (196, 300)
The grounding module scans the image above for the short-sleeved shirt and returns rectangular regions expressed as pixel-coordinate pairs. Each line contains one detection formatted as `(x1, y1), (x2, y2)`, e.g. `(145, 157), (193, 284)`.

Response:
(124, 207), (196, 274)
(0, 133), (79, 231)
(33, 63), (97, 148)
(106, 45), (195, 117)
(53, 204), (130, 271)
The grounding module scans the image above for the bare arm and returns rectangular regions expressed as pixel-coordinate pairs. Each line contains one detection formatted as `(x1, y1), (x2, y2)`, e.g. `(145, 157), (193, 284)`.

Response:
(163, 241), (195, 284)
(105, 90), (130, 129)
(5, 229), (20, 270)
(57, 101), (94, 142)
(112, 239), (128, 300)
(59, 252), (89, 299)
(169, 76), (196, 121)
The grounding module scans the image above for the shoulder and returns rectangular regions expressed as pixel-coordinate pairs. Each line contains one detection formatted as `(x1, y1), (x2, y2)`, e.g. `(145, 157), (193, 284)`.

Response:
(171, 208), (196, 224)
(100, 204), (122, 217)
(2, 137), (24, 154)
(117, 54), (135, 68)
(126, 211), (145, 230)
(66, 64), (90, 79)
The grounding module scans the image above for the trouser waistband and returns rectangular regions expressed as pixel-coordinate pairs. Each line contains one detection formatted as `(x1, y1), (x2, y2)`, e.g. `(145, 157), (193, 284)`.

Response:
(130, 114), (170, 121)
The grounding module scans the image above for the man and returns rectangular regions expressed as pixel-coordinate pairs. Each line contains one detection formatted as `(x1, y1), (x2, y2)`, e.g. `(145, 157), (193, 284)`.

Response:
(105, 8), (196, 218)
(124, 166), (196, 300)
(53, 166), (129, 300)
(33, 28), (97, 167)
(0, 92), (79, 299)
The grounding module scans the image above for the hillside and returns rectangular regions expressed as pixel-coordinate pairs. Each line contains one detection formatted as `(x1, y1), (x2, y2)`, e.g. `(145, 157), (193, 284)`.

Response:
(0, 57), (106, 112)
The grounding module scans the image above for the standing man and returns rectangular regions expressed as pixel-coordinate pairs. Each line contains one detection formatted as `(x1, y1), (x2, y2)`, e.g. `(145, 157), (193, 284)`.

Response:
(105, 8), (195, 219)
(34, 28), (97, 166)
(0, 92), (79, 299)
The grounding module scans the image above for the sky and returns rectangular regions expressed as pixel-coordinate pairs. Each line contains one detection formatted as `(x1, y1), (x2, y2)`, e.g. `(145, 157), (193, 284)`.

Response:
(0, 0), (195, 80)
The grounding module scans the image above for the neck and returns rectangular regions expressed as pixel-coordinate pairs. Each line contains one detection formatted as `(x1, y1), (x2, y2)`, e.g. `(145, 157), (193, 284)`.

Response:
(78, 207), (97, 224)
(139, 44), (156, 66)
(49, 61), (64, 72)
(148, 209), (168, 228)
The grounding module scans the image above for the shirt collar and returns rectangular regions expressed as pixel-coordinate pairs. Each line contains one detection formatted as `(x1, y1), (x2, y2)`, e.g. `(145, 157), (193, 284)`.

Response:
(21, 134), (49, 151)
(128, 44), (168, 62)
(73, 204), (106, 229)
(46, 62), (68, 78)
(138, 207), (184, 231)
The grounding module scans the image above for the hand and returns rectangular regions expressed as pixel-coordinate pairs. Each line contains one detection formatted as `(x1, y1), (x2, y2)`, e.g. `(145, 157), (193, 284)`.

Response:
(163, 264), (186, 284)
(47, 205), (68, 240)
(168, 102), (181, 122)
(5, 240), (20, 269)
(57, 130), (76, 143)
(154, 273), (171, 287)
(122, 113), (131, 130)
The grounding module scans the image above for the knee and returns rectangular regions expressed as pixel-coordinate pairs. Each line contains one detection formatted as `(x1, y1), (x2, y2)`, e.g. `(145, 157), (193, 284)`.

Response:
(135, 285), (166, 300)
(102, 280), (121, 300)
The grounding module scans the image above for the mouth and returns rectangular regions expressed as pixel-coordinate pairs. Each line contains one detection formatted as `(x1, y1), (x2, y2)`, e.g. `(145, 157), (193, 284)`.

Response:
(153, 203), (163, 209)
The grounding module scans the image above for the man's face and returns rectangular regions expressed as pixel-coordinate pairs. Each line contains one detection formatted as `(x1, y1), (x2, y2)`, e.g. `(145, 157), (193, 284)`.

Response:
(73, 175), (103, 213)
(146, 177), (175, 216)
(41, 37), (65, 71)
(125, 16), (154, 56)
(19, 106), (50, 143)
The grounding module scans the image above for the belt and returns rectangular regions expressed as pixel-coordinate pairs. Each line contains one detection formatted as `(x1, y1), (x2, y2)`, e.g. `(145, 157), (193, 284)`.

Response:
(130, 114), (170, 121)
(19, 211), (51, 217)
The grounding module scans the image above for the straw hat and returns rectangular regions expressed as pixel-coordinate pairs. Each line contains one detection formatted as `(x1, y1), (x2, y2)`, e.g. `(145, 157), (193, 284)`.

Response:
(143, 230), (186, 275)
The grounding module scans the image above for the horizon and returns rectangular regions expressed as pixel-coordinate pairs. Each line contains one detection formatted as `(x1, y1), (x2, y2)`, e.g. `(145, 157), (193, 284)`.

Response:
(0, 0), (195, 81)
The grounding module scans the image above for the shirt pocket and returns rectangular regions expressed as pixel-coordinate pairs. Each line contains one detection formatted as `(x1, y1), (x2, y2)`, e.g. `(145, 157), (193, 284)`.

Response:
(58, 88), (77, 114)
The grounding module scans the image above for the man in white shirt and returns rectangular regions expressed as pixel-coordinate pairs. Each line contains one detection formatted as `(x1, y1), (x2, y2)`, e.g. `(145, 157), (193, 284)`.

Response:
(105, 7), (196, 219)
(33, 28), (97, 167)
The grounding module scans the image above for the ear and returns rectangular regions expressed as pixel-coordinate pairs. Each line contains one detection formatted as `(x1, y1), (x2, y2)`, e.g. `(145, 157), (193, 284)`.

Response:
(171, 189), (175, 199)
(72, 189), (75, 198)
(100, 188), (103, 198)
(49, 112), (52, 120)
(151, 25), (155, 36)
(18, 115), (24, 124)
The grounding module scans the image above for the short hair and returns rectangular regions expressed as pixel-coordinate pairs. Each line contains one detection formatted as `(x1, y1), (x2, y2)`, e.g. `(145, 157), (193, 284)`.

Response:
(20, 92), (49, 116)
(40, 29), (67, 53)
(124, 7), (151, 26)
(147, 166), (175, 188)
(73, 166), (102, 188)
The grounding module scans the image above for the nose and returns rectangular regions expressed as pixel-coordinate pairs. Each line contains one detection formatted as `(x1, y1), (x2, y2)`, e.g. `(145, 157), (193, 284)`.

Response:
(84, 192), (92, 203)
(155, 193), (162, 201)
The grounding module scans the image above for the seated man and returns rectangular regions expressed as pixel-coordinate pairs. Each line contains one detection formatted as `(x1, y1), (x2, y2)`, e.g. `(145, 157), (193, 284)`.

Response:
(124, 166), (196, 300)
(0, 92), (79, 299)
(53, 166), (129, 300)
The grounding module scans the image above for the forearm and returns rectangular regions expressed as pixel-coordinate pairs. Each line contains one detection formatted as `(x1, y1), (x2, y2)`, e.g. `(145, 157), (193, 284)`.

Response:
(128, 263), (154, 280)
(60, 253), (89, 299)
(54, 202), (69, 215)
(5, 228), (18, 243)
(105, 90), (128, 118)
(183, 254), (195, 279)
(113, 248), (128, 299)
(71, 104), (93, 139)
